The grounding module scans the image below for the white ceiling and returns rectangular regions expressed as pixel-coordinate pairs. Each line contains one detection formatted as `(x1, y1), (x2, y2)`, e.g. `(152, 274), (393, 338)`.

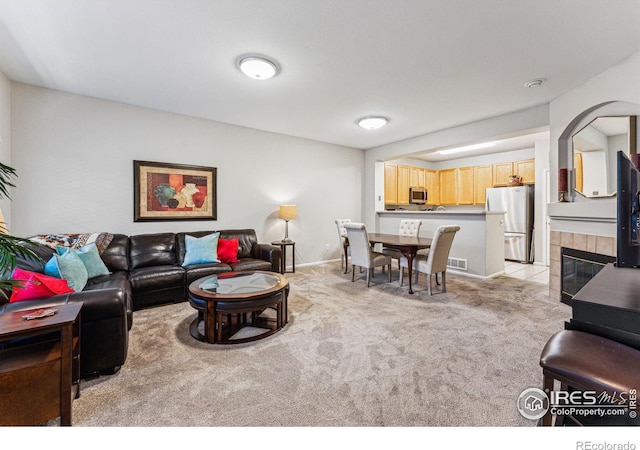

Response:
(0, 0), (638, 151)
(412, 131), (550, 162)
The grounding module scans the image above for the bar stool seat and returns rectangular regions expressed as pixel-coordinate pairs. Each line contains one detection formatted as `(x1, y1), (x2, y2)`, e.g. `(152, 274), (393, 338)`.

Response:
(539, 330), (640, 426)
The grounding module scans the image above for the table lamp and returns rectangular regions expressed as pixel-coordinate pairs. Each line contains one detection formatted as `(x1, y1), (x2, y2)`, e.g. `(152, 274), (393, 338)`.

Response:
(279, 205), (297, 242)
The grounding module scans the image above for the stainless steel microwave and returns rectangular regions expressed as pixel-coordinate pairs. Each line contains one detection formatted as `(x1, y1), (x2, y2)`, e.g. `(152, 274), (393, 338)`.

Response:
(410, 187), (427, 204)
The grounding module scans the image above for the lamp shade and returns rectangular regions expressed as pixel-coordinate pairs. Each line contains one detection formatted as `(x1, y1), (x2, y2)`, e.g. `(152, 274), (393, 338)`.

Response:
(279, 205), (297, 221)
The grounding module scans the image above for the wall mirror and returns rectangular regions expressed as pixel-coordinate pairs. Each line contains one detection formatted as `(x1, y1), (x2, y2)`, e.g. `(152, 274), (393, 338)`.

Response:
(572, 115), (637, 197)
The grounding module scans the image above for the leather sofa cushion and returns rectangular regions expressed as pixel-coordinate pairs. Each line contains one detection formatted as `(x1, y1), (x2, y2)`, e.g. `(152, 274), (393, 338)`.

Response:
(84, 271), (133, 329)
(219, 229), (258, 259)
(100, 234), (130, 272)
(128, 265), (185, 292)
(230, 259), (272, 272)
(185, 263), (232, 286)
(129, 233), (177, 269)
(85, 270), (128, 287)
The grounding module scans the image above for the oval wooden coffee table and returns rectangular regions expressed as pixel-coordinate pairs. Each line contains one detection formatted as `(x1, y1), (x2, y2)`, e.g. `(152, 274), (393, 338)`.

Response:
(188, 271), (289, 344)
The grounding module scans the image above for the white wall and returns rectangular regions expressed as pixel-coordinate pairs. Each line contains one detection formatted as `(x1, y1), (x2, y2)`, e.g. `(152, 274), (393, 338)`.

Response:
(580, 150), (607, 196)
(608, 133), (628, 193)
(0, 72), (11, 229)
(548, 51), (640, 236)
(9, 83), (364, 265)
(534, 138), (550, 265)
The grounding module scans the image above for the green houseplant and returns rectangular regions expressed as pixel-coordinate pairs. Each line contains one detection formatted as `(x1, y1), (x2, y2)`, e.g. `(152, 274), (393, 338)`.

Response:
(0, 161), (38, 297)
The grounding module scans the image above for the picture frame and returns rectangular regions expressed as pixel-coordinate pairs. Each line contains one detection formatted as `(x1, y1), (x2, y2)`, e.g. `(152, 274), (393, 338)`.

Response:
(133, 160), (217, 221)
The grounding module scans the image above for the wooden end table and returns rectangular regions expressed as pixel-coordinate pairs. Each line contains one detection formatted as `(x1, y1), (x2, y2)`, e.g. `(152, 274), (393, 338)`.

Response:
(271, 240), (295, 273)
(0, 302), (82, 426)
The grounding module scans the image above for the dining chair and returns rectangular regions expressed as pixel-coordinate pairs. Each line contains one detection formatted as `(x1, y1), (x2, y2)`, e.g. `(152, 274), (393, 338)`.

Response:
(399, 225), (460, 295)
(334, 219), (351, 270)
(381, 219), (422, 269)
(344, 223), (392, 287)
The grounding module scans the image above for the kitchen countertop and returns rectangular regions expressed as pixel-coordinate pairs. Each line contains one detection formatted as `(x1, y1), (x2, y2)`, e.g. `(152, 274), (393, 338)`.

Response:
(377, 208), (506, 278)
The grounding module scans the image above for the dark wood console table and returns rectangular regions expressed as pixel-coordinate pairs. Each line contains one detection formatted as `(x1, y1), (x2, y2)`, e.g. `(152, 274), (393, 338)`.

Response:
(566, 263), (640, 350)
(0, 303), (81, 426)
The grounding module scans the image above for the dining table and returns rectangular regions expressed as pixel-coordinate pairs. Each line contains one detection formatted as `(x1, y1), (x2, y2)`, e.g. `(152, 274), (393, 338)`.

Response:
(343, 232), (432, 294)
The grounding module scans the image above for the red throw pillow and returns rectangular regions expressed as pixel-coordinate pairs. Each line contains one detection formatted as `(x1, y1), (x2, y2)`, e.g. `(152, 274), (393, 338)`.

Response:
(9, 267), (74, 303)
(217, 238), (240, 264)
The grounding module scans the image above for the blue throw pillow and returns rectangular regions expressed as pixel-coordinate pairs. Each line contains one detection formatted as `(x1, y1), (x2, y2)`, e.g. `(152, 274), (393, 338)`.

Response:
(182, 232), (220, 266)
(44, 251), (89, 292)
(57, 244), (111, 279)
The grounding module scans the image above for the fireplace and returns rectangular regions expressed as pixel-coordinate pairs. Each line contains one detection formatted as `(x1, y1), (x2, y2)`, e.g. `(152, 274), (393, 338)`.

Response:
(561, 247), (616, 305)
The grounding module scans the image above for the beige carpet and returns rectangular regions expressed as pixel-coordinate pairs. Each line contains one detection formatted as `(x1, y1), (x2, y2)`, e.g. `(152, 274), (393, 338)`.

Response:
(69, 262), (569, 426)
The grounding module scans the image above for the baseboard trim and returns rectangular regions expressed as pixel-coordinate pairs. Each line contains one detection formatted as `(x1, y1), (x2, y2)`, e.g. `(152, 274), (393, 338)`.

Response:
(296, 259), (505, 281)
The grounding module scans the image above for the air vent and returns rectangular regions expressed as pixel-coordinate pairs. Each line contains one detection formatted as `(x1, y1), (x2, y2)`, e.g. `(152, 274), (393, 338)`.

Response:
(447, 257), (468, 271)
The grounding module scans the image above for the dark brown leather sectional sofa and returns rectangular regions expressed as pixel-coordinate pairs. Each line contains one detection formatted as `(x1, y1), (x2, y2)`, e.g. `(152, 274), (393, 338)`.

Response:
(0, 229), (281, 378)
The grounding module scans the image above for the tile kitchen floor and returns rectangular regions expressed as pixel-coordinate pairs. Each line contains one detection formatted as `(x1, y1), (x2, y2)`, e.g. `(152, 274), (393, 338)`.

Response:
(503, 261), (549, 285)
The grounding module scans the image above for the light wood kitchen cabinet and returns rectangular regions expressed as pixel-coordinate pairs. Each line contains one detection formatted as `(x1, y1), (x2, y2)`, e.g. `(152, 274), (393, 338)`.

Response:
(410, 166), (425, 188)
(384, 163), (397, 204)
(424, 169), (439, 205)
(515, 159), (535, 184)
(384, 158), (535, 207)
(397, 165), (411, 204)
(493, 162), (514, 186)
(474, 164), (493, 205)
(574, 153), (583, 193)
(439, 168), (457, 205)
(457, 166), (474, 204)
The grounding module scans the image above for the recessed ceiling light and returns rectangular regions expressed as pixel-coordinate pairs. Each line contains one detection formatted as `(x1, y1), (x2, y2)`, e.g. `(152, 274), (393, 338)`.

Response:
(523, 78), (546, 88)
(438, 141), (497, 155)
(357, 116), (388, 130)
(238, 56), (278, 80)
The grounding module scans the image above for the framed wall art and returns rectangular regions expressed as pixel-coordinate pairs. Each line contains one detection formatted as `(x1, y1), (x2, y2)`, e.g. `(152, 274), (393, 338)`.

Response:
(133, 160), (217, 221)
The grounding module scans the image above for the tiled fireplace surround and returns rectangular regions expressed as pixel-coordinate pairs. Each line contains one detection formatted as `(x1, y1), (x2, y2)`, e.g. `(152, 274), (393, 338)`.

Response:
(549, 230), (616, 302)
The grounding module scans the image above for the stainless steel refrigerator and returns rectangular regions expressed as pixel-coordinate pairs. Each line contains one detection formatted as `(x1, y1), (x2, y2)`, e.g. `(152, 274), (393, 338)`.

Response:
(485, 185), (534, 263)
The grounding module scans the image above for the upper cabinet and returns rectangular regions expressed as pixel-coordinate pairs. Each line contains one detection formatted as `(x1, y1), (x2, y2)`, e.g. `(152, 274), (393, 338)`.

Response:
(424, 169), (439, 205)
(397, 165), (411, 204)
(457, 167), (474, 205)
(384, 164), (398, 204)
(410, 166), (425, 187)
(515, 159), (535, 184)
(493, 162), (514, 186)
(474, 164), (493, 205)
(383, 158), (535, 206)
(574, 153), (584, 193)
(439, 169), (457, 205)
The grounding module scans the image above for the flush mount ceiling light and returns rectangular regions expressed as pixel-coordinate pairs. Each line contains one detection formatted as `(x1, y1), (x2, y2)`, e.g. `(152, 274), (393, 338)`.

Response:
(357, 116), (388, 130)
(523, 78), (546, 88)
(238, 56), (278, 80)
(438, 141), (497, 155)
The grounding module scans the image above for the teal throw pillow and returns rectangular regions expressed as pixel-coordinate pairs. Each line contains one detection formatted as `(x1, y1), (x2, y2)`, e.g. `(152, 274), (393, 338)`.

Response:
(44, 251), (89, 292)
(57, 244), (110, 279)
(182, 232), (220, 266)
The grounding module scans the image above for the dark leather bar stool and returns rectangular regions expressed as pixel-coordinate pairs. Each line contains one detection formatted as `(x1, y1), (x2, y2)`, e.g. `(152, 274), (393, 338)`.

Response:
(539, 330), (640, 426)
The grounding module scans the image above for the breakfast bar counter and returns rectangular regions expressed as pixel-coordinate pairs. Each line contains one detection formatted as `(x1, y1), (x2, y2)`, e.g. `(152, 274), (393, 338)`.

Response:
(376, 210), (505, 278)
